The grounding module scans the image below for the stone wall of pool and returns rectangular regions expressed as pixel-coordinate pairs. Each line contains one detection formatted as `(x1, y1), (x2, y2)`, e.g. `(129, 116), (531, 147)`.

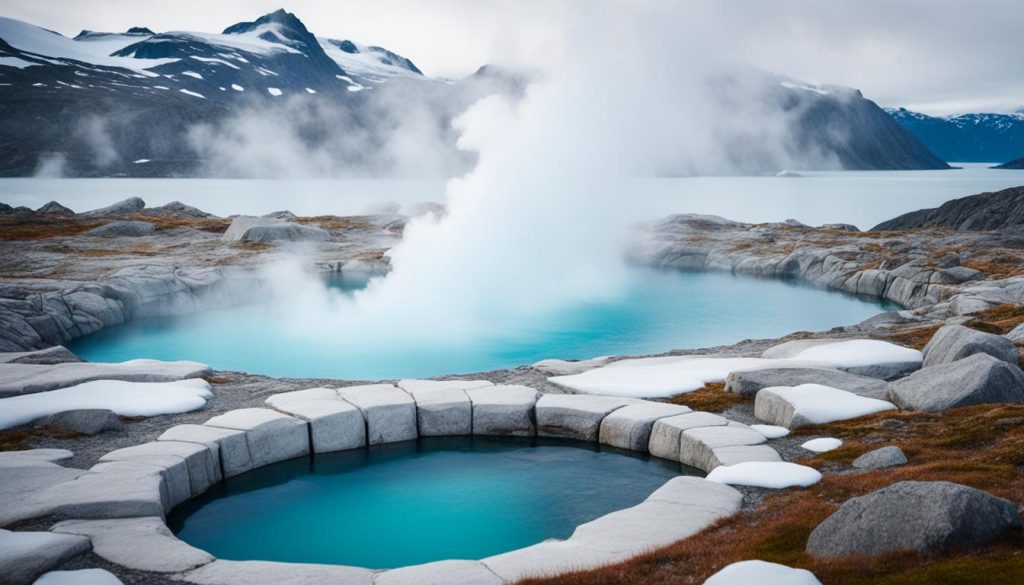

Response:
(13, 380), (773, 584)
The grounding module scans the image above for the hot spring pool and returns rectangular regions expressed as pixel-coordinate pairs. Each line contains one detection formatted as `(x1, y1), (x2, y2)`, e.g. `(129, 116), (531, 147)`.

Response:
(69, 267), (895, 379)
(167, 436), (695, 568)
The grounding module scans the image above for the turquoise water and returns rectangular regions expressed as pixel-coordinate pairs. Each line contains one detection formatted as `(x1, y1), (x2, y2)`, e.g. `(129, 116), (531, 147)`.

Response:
(168, 436), (695, 568)
(69, 267), (895, 380)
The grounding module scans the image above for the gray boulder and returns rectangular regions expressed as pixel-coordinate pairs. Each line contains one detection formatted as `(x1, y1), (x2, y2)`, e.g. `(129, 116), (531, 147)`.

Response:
(923, 324), (1019, 367)
(851, 446), (907, 470)
(79, 197), (146, 218)
(726, 367), (889, 399)
(36, 201), (74, 215)
(0, 529), (91, 585)
(262, 210), (296, 219)
(807, 481), (1022, 558)
(86, 220), (156, 237)
(37, 409), (123, 435)
(142, 201), (214, 218)
(222, 216), (331, 243)
(888, 353), (1024, 411)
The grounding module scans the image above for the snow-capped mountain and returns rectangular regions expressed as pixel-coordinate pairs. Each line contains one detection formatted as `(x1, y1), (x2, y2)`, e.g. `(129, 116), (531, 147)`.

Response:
(886, 108), (1024, 164)
(0, 8), (948, 177)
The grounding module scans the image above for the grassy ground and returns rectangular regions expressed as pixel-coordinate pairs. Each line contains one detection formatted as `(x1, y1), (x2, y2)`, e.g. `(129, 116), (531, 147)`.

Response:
(519, 403), (1024, 585)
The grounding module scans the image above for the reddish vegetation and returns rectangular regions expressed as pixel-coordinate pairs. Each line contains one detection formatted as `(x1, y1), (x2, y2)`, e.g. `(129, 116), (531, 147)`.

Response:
(668, 382), (745, 413)
(520, 404), (1024, 585)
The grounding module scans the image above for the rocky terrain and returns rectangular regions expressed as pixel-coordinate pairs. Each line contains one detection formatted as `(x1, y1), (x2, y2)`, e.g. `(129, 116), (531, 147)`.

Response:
(997, 156), (1024, 170)
(871, 185), (1024, 232)
(1, 187), (1024, 584)
(886, 107), (1024, 164)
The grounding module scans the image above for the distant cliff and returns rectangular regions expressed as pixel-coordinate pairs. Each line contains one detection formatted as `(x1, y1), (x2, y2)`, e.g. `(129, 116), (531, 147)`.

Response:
(872, 186), (1024, 231)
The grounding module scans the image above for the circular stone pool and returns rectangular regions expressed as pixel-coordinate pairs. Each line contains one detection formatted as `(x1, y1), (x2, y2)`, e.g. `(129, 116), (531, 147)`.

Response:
(69, 267), (895, 380)
(167, 436), (697, 568)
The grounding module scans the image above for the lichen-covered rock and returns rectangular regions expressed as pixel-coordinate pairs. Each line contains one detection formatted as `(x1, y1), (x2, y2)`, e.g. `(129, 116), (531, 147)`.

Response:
(922, 324), (1019, 367)
(807, 481), (1022, 558)
(888, 353), (1024, 411)
(852, 446), (908, 470)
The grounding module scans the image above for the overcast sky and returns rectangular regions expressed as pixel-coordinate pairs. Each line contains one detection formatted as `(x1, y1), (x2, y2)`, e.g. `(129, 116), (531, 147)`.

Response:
(4, 0), (1022, 115)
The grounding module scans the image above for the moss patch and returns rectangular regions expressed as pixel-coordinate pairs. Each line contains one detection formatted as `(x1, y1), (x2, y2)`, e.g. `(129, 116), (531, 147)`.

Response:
(668, 382), (746, 413)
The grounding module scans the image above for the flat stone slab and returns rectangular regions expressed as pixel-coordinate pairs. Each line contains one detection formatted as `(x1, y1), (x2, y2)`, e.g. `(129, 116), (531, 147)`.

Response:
(53, 517), (213, 572)
(85, 461), (174, 512)
(889, 353), (1024, 412)
(181, 559), (373, 585)
(375, 560), (503, 585)
(482, 477), (741, 582)
(158, 424), (253, 478)
(807, 480), (1022, 558)
(399, 381), (478, 437)
(33, 569), (124, 585)
(679, 425), (769, 472)
(532, 356), (613, 376)
(28, 468), (167, 520)
(466, 385), (539, 436)
(100, 440), (219, 498)
(337, 384), (417, 445)
(270, 399), (366, 453)
(648, 411), (728, 461)
(0, 346), (80, 365)
(204, 408), (309, 467)
(36, 409), (123, 435)
(0, 529), (91, 585)
(0, 448), (73, 464)
(0, 359), (211, 398)
(0, 460), (86, 526)
(599, 401), (692, 451)
(754, 384), (896, 429)
(725, 367), (889, 400)
(923, 324), (1019, 367)
(264, 387), (340, 407)
(535, 395), (635, 441)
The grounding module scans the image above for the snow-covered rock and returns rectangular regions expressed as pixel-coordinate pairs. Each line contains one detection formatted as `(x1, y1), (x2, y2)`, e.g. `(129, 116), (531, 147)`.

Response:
(703, 560), (821, 585)
(0, 359), (211, 398)
(34, 569), (124, 585)
(706, 461), (822, 489)
(754, 384), (896, 429)
(801, 438), (843, 453)
(0, 379), (212, 431)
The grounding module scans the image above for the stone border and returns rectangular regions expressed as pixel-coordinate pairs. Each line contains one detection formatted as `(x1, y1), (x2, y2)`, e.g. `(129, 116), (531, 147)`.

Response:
(12, 382), (785, 583)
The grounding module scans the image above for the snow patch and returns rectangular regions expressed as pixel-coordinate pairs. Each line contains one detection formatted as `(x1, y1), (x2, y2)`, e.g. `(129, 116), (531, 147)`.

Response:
(133, 159), (151, 164)
(267, 87), (282, 96)
(0, 379), (212, 430)
(760, 384), (896, 425)
(707, 461), (822, 489)
(305, 87), (316, 94)
(179, 88), (204, 98)
(230, 84), (244, 92)
(704, 560), (822, 585)
(181, 71), (203, 79)
(801, 437), (843, 453)
(34, 569), (124, 585)
(0, 56), (38, 69)
(751, 424), (790, 439)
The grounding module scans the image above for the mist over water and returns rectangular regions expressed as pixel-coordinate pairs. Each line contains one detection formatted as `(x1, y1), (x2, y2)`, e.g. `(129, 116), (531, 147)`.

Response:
(257, 3), (838, 343)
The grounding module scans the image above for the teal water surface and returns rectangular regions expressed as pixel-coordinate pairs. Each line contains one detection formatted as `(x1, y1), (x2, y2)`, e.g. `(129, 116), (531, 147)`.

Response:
(167, 436), (695, 568)
(69, 267), (896, 380)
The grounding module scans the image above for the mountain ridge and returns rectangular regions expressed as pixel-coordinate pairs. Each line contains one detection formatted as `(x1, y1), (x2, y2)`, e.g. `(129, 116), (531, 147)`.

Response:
(886, 107), (1024, 163)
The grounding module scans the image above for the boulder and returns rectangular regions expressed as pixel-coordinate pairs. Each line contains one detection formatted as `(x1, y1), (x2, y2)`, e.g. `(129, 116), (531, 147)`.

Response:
(337, 384), (417, 445)
(158, 424), (252, 478)
(270, 399), (365, 453)
(53, 517), (213, 573)
(888, 353), (1024, 412)
(221, 216), (331, 243)
(648, 412), (728, 461)
(535, 395), (634, 441)
(922, 324), (1019, 367)
(807, 481), (1022, 558)
(599, 402), (691, 451)
(37, 409), (123, 435)
(36, 201), (74, 215)
(465, 385), (539, 436)
(754, 384), (896, 429)
(852, 446), (908, 470)
(143, 201), (214, 218)
(703, 560), (822, 585)
(0, 529), (91, 585)
(79, 197), (146, 218)
(761, 339), (922, 380)
(204, 408), (309, 468)
(86, 220), (156, 237)
(725, 367), (889, 400)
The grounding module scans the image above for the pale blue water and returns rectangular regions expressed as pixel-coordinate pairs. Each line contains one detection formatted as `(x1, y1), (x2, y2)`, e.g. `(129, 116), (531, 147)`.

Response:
(70, 267), (895, 380)
(167, 436), (695, 568)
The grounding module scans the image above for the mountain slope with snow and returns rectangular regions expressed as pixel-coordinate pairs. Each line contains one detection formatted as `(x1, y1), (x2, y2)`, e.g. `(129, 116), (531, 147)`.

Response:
(887, 107), (1024, 163)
